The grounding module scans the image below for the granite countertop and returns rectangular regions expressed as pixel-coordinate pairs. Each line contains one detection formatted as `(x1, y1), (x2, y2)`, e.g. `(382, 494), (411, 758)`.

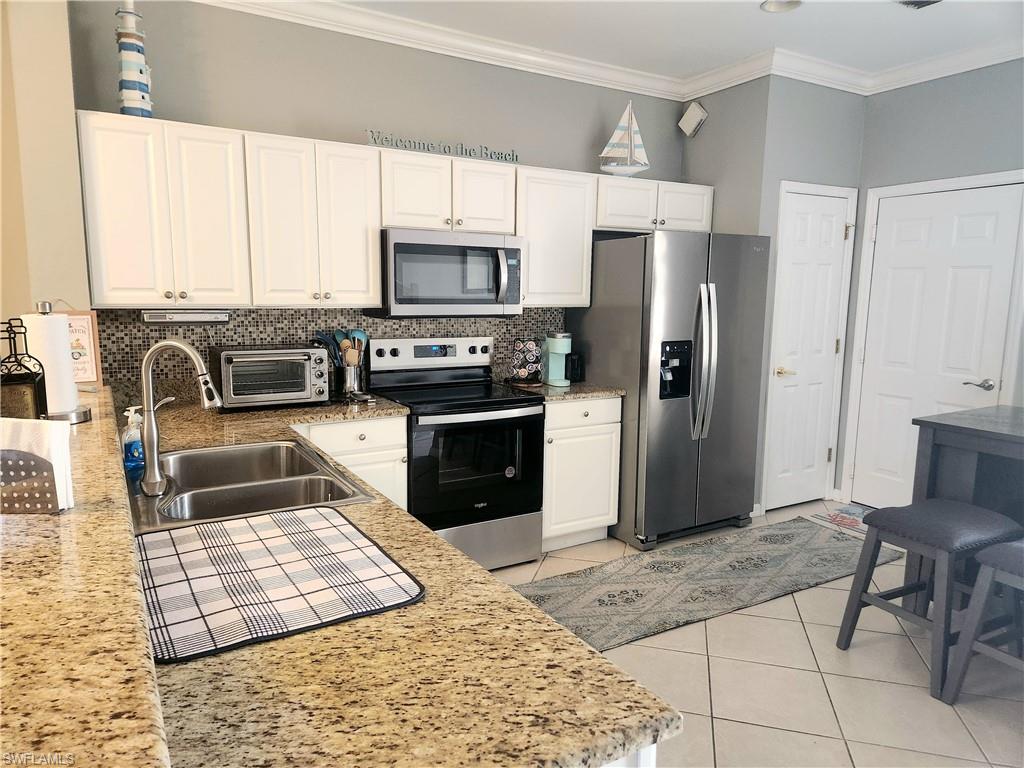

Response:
(912, 405), (1024, 443)
(2, 387), (681, 768)
(512, 382), (626, 402)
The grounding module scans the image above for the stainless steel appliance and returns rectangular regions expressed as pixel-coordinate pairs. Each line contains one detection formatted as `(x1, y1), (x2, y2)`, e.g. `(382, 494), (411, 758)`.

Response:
(367, 229), (524, 318)
(370, 337), (544, 569)
(208, 345), (330, 409)
(566, 231), (771, 549)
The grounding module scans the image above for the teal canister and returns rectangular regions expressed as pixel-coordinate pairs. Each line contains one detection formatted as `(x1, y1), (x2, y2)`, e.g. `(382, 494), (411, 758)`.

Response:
(542, 333), (572, 387)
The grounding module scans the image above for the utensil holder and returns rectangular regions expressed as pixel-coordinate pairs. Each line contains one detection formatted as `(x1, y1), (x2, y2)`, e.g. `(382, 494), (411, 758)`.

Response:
(342, 365), (363, 396)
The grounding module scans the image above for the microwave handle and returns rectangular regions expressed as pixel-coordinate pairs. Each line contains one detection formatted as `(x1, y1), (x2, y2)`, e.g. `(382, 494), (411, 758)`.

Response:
(496, 249), (509, 303)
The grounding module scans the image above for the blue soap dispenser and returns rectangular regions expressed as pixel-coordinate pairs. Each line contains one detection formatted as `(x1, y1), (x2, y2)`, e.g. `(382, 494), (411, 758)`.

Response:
(122, 406), (145, 470)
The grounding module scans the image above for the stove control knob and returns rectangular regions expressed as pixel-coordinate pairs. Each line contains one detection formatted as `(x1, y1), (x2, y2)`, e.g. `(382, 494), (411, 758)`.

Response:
(390, 348), (400, 357)
(375, 348), (386, 358)
(480, 345), (489, 354)
(468, 345), (477, 354)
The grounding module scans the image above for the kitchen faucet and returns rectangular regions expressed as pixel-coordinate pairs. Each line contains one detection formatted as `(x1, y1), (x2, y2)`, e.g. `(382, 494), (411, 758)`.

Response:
(139, 339), (222, 496)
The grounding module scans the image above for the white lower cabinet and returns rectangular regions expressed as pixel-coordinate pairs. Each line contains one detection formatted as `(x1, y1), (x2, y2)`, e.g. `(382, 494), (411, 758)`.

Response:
(542, 398), (621, 551)
(297, 417), (408, 510)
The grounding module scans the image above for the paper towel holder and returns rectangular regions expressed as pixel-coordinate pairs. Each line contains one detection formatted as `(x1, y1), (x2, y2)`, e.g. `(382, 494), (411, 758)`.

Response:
(35, 301), (92, 425)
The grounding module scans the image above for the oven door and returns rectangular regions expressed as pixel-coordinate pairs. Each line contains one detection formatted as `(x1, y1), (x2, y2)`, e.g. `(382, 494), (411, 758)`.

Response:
(383, 229), (521, 316)
(223, 353), (313, 406)
(409, 405), (544, 530)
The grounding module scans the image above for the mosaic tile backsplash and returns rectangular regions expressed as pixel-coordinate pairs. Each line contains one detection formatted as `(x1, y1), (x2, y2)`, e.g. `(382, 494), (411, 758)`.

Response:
(97, 307), (564, 395)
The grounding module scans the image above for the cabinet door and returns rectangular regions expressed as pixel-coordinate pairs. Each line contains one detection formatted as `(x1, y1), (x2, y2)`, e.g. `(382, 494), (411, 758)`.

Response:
(334, 448), (408, 510)
(516, 167), (596, 307)
(165, 124), (251, 306)
(542, 423), (621, 539)
(656, 182), (713, 232)
(596, 176), (659, 231)
(316, 142), (382, 308)
(245, 134), (321, 306)
(451, 158), (516, 234)
(78, 112), (174, 307)
(380, 150), (452, 230)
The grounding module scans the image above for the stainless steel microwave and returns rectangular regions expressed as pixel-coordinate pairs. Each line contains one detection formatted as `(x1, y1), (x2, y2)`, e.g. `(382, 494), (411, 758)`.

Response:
(368, 228), (524, 318)
(208, 345), (330, 409)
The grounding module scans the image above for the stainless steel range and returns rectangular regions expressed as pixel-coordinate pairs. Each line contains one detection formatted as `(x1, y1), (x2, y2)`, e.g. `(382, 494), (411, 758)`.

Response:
(369, 337), (544, 569)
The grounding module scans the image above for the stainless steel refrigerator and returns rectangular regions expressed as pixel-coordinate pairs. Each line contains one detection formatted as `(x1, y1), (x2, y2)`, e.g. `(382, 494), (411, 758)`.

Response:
(566, 230), (771, 550)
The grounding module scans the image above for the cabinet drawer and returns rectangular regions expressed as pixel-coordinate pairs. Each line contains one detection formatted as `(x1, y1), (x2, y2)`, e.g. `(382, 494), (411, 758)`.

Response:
(306, 416), (406, 455)
(544, 397), (621, 429)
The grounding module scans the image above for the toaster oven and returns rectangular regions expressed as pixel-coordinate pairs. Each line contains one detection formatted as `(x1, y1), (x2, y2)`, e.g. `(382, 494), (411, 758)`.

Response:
(208, 345), (330, 409)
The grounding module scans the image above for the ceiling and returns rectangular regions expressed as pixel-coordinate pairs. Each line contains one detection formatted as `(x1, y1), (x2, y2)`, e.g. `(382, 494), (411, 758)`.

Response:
(349, 1), (1022, 77)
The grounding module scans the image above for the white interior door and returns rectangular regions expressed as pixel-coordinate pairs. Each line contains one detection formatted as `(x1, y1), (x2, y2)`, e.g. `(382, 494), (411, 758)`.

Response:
(764, 190), (854, 510)
(853, 184), (1024, 508)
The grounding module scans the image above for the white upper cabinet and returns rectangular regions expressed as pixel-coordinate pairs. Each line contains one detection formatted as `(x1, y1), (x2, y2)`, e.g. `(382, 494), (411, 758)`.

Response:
(380, 150), (452, 230)
(315, 142), (382, 308)
(516, 167), (596, 307)
(78, 111), (174, 307)
(245, 133), (321, 306)
(165, 124), (251, 306)
(452, 159), (516, 234)
(656, 182), (713, 232)
(596, 176), (659, 231)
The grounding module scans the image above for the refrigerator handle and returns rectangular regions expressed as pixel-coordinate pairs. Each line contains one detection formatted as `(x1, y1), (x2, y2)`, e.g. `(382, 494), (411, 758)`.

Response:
(701, 282), (720, 438)
(690, 283), (711, 440)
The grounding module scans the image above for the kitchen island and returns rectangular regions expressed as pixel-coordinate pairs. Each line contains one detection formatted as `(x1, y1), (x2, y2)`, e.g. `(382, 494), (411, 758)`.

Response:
(1, 388), (681, 767)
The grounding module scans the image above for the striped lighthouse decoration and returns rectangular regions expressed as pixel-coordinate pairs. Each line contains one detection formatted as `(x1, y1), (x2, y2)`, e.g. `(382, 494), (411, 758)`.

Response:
(115, 0), (153, 117)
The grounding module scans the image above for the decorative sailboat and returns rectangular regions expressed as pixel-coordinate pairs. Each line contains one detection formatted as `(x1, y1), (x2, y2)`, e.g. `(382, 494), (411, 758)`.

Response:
(599, 100), (650, 176)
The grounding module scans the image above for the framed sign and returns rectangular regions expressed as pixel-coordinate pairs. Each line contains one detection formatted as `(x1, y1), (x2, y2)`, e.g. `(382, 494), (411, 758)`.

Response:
(66, 311), (103, 385)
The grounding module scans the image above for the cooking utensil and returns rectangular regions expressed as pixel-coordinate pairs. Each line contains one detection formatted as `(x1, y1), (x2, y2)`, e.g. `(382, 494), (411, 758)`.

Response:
(333, 329), (349, 349)
(344, 347), (360, 366)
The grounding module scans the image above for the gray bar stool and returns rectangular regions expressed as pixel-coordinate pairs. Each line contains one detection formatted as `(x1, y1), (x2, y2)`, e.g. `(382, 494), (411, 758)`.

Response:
(942, 539), (1024, 704)
(836, 499), (1023, 698)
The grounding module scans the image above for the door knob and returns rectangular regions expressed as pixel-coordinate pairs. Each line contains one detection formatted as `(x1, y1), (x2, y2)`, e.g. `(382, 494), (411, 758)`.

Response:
(962, 378), (996, 391)
(774, 366), (797, 377)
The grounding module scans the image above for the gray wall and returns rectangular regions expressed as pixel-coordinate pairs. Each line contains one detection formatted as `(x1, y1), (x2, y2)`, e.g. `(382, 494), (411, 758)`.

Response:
(66, 1), (687, 180)
(680, 78), (770, 235)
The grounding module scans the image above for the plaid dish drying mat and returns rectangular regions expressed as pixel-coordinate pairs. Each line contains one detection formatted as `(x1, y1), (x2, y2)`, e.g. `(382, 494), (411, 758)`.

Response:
(135, 506), (425, 663)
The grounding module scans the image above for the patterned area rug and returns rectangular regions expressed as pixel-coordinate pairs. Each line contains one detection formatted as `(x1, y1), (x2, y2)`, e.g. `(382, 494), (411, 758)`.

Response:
(516, 518), (900, 651)
(807, 503), (874, 536)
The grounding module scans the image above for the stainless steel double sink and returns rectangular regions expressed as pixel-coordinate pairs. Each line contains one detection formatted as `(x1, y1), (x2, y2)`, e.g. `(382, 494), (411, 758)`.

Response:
(129, 441), (372, 534)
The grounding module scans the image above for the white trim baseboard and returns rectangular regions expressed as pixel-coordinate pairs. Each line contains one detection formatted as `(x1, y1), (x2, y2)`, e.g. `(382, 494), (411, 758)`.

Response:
(192, 0), (1022, 101)
(839, 170), (1024, 504)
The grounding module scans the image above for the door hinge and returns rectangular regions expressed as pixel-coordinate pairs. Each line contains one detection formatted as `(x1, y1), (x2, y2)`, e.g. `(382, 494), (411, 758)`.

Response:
(827, 447), (833, 463)
(835, 338), (841, 355)
(844, 223), (854, 241)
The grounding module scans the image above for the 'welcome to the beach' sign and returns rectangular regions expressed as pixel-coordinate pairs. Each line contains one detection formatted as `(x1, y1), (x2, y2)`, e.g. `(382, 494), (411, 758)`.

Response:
(367, 130), (518, 163)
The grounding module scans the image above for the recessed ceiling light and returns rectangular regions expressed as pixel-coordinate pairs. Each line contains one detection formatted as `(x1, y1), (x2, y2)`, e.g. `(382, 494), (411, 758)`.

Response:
(760, 0), (802, 12)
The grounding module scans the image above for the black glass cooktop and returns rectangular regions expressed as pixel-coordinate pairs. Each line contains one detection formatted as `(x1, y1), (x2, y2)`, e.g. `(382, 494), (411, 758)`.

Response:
(373, 381), (543, 416)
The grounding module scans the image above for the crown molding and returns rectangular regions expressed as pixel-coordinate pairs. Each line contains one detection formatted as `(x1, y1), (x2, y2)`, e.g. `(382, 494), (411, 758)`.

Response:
(193, 0), (1023, 101)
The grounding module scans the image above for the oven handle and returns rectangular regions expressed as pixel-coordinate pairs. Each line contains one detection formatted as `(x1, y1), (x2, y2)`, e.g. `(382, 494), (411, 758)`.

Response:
(496, 248), (509, 303)
(417, 405), (543, 426)
(227, 353), (311, 364)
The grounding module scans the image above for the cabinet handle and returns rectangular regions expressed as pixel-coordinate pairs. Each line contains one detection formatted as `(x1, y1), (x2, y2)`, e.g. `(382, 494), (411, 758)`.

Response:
(358, 433), (366, 441)
(444, 217), (452, 225)
(659, 219), (666, 225)
(163, 290), (173, 300)
(547, 437), (553, 444)
(401, 456), (408, 463)
(456, 218), (464, 226)
(651, 218), (658, 224)
(583, 410), (590, 418)
(323, 291), (332, 300)
(312, 292), (321, 300)
(178, 290), (188, 299)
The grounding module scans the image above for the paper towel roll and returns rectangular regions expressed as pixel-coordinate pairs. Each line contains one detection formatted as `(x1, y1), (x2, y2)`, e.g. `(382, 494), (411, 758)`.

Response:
(20, 311), (80, 415)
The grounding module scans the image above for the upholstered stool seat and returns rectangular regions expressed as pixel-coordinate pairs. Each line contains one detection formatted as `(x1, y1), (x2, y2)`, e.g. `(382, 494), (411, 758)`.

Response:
(975, 539), (1024, 578)
(838, 499), (1023, 699)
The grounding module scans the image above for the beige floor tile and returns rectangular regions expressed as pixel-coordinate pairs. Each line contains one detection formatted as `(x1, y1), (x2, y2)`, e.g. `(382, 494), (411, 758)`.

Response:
(871, 562), (909, 592)
(713, 719), (852, 767)
(656, 713), (714, 768)
(547, 537), (627, 563)
(805, 624), (930, 687)
(847, 741), (989, 767)
(635, 621), (707, 655)
(532, 556), (594, 581)
(795, 585), (904, 634)
(490, 558), (542, 585)
(736, 594), (801, 622)
(709, 656), (841, 737)
(954, 693), (1024, 767)
(707, 613), (817, 670)
(820, 573), (856, 591)
(958, 652), (1024, 701)
(603, 644), (711, 716)
(823, 674), (986, 762)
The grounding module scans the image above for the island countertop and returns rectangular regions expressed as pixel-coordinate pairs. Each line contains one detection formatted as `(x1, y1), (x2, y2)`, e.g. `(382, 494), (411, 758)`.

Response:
(2, 388), (681, 768)
(913, 405), (1024, 443)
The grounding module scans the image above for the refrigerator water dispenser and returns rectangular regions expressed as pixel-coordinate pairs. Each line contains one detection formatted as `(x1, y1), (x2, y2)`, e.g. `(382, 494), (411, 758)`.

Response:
(659, 340), (692, 399)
